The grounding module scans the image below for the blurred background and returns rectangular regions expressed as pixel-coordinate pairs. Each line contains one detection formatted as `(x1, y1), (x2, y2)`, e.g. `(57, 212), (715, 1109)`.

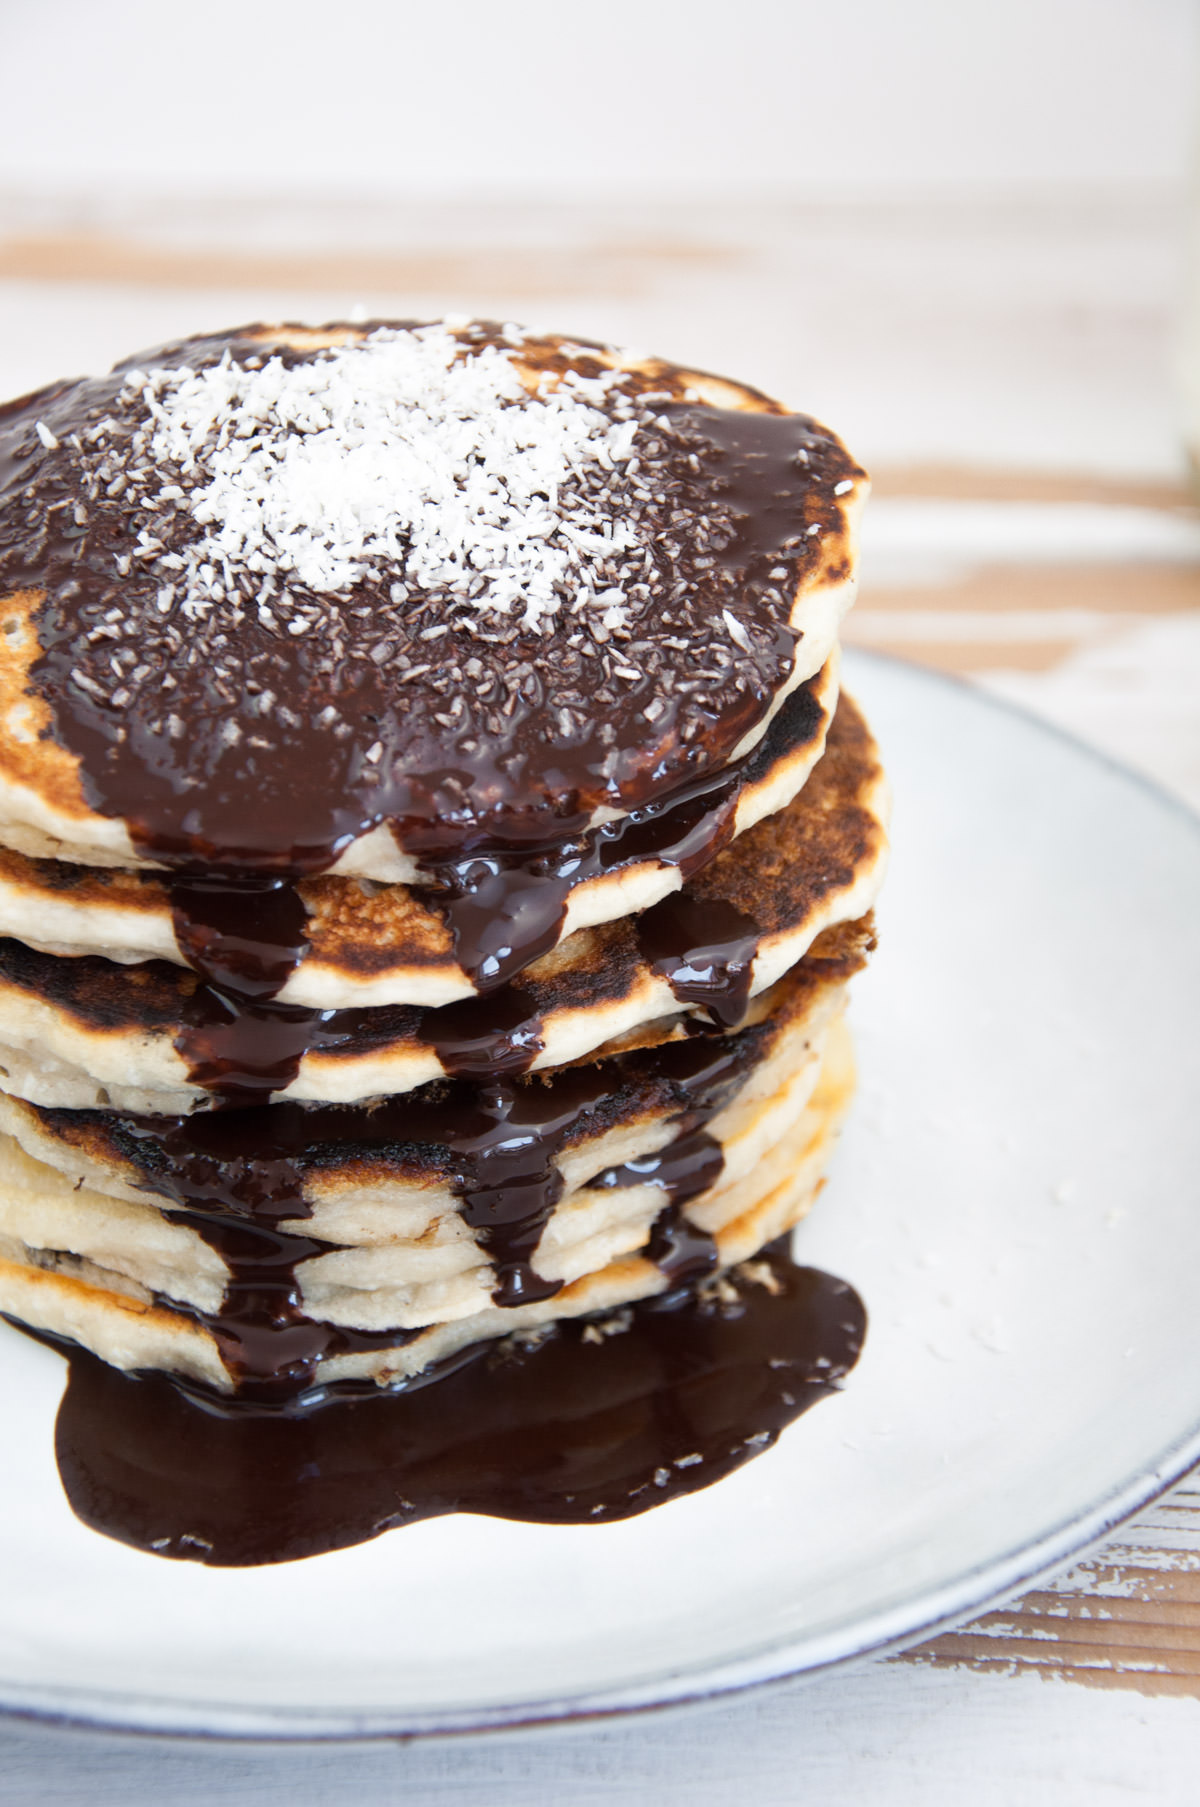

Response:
(1, 0), (1198, 800)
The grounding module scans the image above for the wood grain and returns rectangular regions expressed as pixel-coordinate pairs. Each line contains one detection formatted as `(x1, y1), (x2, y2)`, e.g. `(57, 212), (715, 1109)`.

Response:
(0, 232), (731, 299)
(901, 1485), (1200, 1697)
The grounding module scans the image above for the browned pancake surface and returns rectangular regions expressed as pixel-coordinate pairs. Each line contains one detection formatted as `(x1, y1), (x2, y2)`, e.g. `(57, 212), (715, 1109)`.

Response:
(0, 695), (883, 1054)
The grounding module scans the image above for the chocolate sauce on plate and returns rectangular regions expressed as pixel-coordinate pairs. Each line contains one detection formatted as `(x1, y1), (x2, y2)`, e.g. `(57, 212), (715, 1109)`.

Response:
(48, 1246), (866, 1566)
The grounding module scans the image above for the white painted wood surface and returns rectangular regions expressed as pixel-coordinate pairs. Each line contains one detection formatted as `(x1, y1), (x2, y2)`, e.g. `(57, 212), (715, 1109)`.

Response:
(0, 1663), (1197, 1807)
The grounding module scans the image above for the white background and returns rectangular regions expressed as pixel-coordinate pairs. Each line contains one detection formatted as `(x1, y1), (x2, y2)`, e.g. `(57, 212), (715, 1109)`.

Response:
(1, 0), (1196, 201)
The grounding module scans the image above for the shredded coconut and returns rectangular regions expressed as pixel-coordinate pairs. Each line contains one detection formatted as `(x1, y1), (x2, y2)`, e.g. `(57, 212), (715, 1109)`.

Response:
(120, 325), (646, 632)
(19, 320), (856, 793)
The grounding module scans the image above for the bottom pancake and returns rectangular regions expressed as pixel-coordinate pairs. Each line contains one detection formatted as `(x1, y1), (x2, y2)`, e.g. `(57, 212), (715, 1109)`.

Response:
(0, 1017), (856, 1403)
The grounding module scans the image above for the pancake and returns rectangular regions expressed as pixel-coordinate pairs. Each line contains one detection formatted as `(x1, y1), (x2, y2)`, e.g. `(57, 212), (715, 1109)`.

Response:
(0, 1010), (855, 1399)
(0, 316), (882, 1438)
(0, 931), (862, 1230)
(0, 322), (866, 880)
(0, 697), (887, 1112)
(0, 989), (842, 1331)
(0, 652), (840, 1006)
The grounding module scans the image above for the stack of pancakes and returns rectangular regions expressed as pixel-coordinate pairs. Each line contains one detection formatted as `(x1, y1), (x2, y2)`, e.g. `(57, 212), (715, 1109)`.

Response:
(0, 320), (888, 1408)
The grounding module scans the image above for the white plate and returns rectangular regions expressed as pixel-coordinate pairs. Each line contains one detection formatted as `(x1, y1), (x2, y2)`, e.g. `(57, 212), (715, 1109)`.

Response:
(1, 648), (1199, 1741)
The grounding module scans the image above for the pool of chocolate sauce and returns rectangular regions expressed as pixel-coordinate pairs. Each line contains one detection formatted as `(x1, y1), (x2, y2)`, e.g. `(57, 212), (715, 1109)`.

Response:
(50, 1246), (866, 1567)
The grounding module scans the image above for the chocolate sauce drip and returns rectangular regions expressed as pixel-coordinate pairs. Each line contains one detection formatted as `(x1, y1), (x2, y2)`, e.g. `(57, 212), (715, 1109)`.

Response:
(167, 873), (321, 1105)
(411, 853), (581, 995)
(413, 738), (750, 992)
(48, 1248), (867, 1565)
(150, 876), (338, 1389)
(647, 1206), (722, 1288)
(179, 1213), (410, 1409)
(409, 1071), (612, 1310)
(592, 1128), (723, 1286)
(636, 895), (761, 1028)
(169, 875), (310, 1000)
(421, 986), (545, 1080)
(100, 1106), (409, 1403)
(106, 1025), (749, 1383)
(175, 991), (332, 1109)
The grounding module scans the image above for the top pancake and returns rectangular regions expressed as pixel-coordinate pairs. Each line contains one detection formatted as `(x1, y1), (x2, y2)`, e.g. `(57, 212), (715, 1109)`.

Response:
(0, 320), (866, 878)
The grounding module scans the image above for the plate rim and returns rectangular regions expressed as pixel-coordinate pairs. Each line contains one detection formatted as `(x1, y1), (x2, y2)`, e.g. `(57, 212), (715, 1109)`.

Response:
(3, 647), (1199, 1743)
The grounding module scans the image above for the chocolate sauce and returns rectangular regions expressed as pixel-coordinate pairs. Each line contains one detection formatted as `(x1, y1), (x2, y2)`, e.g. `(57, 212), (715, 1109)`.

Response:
(95, 1104), (408, 1403)
(409, 681), (824, 993)
(2, 329), (861, 872)
(163, 876), (367, 1372)
(169, 875), (310, 1000)
(404, 1074), (587, 1312)
(636, 895), (761, 1028)
(591, 1129), (724, 1286)
(103, 1025), (752, 1390)
(646, 1202), (722, 1288)
(177, 677), (825, 1098)
(177, 1213), (410, 1409)
(421, 986), (546, 1080)
(49, 1247), (867, 1566)
(660, 402), (844, 574)
(411, 852), (584, 995)
(175, 991), (335, 1110)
